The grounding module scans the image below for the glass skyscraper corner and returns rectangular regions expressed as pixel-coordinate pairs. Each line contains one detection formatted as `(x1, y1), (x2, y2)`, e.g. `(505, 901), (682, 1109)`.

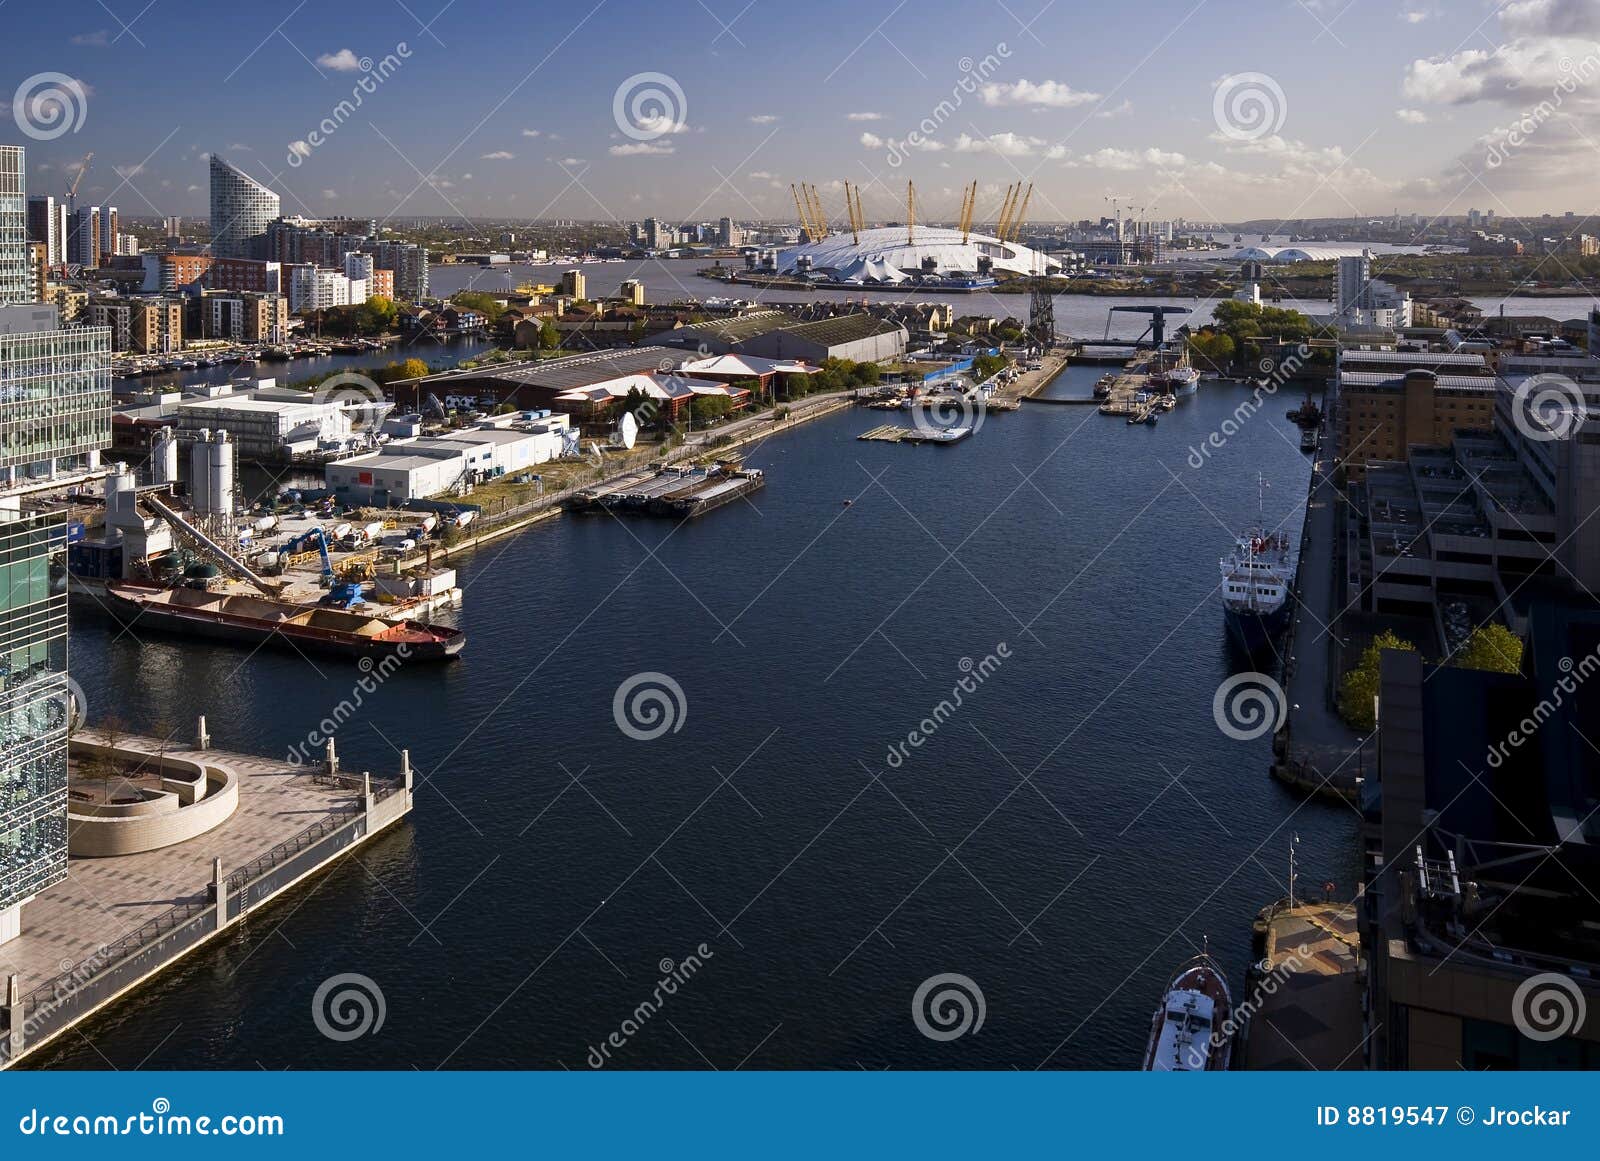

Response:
(0, 512), (69, 938)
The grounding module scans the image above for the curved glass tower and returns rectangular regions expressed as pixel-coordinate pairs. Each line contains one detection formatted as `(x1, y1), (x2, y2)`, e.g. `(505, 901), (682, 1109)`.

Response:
(208, 155), (279, 260)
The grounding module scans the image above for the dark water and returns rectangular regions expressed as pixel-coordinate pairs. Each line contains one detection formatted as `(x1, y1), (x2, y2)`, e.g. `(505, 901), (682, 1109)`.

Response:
(41, 383), (1359, 1070)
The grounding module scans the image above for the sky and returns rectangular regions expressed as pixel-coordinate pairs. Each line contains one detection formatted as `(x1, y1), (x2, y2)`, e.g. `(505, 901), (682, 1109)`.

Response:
(8, 0), (1600, 228)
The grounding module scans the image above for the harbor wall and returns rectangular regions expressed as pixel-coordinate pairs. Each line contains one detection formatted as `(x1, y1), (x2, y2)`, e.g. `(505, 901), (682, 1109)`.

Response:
(0, 777), (412, 1070)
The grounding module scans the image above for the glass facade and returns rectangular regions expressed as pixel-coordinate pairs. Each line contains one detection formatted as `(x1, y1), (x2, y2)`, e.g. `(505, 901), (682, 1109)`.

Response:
(209, 155), (280, 260)
(0, 319), (111, 474)
(0, 514), (69, 913)
(0, 146), (30, 305)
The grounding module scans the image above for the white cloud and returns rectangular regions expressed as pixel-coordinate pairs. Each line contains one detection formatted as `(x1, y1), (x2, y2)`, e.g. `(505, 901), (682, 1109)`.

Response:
(845, 111), (884, 121)
(316, 49), (364, 72)
(1501, 0), (1600, 38)
(950, 132), (1065, 159)
(558, 157), (586, 166)
(1095, 100), (1134, 119)
(609, 142), (675, 156)
(1080, 146), (1187, 170)
(633, 114), (690, 136)
(1395, 108), (1429, 124)
(1402, 9), (1429, 23)
(288, 140), (312, 159)
(521, 129), (542, 138)
(979, 78), (1101, 108)
(70, 29), (110, 46)
(748, 170), (776, 179)
(858, 131), (884, 149)
(748, 114), (778, 124)
(321, 188), (338, 199)
(481, 150), (515, 160)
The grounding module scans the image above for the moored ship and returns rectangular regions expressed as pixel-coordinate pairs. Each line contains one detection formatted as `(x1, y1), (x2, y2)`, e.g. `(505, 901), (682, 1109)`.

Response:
(104, 583), (464, 661)
(1220, 476), (1294, 651)
(1141, 952), (1235, 1071)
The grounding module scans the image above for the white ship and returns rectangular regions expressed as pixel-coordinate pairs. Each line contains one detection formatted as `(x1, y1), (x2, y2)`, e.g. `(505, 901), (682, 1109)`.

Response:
(1220, 475), (1294, 650)
(1141, 951), (1234, 1071)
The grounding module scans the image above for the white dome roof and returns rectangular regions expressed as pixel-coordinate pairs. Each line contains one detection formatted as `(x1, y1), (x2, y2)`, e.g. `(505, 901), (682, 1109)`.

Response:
(780, 225), (1057, 278)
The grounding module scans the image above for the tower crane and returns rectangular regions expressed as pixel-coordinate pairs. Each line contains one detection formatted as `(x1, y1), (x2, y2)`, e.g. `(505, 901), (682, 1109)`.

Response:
(1104, 194), (1128, 241)
(66, 151), (93, 215)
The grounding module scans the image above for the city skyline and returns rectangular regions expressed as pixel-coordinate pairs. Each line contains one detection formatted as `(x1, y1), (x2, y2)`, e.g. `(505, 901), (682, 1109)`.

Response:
(6, 0), (1600, 226)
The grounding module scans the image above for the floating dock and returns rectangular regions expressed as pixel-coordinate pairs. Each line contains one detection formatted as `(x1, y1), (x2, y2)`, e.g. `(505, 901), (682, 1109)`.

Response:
(567, 465), (765, 518)
(0, 725), (413, 1070)
(857, 423), (975, 445)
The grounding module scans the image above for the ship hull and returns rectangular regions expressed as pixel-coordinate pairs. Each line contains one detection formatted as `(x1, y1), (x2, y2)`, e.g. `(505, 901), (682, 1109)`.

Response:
(105, 587), (463, 662)
(1224, 602), (1291, 653)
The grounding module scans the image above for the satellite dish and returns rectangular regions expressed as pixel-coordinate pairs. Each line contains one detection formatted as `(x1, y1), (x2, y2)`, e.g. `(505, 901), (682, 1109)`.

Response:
(617, 410), (639, 450)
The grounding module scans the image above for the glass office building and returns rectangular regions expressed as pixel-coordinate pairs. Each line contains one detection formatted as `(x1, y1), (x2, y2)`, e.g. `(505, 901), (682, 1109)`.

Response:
(0, 514), (69, 938)
(0, 305), (111, 480)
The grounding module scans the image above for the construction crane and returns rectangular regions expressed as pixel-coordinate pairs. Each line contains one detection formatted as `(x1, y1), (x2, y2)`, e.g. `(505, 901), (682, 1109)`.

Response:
(1008, 182), (1034, 242)
(958, 180), (977, 245)
(1104, 194), (1128, 241)
(65, 151), (93, 216)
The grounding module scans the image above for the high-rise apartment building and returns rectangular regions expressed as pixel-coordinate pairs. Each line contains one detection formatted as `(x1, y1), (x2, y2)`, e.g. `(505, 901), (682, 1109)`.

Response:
(25, 195), (66, 268)
(66, 206), (99, 268)
(208, 155), (280, 260)
(0, 147), (29, 304)
(360, 239), (429, 300)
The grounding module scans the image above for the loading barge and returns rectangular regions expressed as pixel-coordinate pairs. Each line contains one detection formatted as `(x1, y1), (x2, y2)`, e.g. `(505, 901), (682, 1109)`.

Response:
(104, 583), (465, 661)
(568, 465), (765, 518)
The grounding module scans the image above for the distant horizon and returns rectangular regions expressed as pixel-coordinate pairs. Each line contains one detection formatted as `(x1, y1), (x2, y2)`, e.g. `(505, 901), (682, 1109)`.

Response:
(6, 0), (1600, 230)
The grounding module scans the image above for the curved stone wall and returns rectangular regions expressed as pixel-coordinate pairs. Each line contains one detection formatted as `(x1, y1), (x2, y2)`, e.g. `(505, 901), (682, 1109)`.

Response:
(66, 746), (239, 857)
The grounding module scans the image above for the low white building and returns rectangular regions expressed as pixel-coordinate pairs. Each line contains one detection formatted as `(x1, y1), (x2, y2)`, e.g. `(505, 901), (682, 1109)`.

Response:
(324, 413), (574, 502)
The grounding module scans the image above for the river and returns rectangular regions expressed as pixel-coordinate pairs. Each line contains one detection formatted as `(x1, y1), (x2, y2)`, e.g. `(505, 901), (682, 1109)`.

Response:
(43, 376), (1360, 1070)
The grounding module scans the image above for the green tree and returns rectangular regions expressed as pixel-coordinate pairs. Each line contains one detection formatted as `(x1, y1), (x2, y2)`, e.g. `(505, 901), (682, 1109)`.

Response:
(1453, 623), (1523, 674)
(690, 395), (733, 424)
(451, 291), (505, 323)
(539, 319), (560, 350)
(1187, 330), (1236, 368)
(356, 295), (398, 334)
(1338, 631), (1418, 731)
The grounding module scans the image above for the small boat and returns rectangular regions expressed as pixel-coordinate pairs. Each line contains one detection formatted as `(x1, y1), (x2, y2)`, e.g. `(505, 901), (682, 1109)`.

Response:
(104, 583), (464, 661)
(1142, 951), (1234, 1071)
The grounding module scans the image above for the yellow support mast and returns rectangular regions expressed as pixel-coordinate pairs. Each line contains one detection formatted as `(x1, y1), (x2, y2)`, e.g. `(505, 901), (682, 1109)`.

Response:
(959, 180), (978, 244)
(855, 184), (868, 237)
(806, 183), (829, 240)
(843, 181), (859, 245)
(792, 183), (814, 241)
(1009, 182), (1034, 242)
(906, 181), (916, 245)
(995, 182), (1018, 242)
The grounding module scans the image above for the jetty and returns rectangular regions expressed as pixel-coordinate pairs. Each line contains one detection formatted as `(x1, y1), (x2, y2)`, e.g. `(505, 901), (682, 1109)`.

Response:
(1, 724), (413, 1070)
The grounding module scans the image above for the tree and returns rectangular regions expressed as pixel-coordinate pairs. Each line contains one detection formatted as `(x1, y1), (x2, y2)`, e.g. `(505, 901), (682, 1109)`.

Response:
(1453, 623), (1523, 674)
(96, 713), (129, 804)
(1338, 631), (1418, 731)
(1187, 330), (1236, 368)
(690, 395), (733, 424)
(451, 291), (505, 323)
(539, 319), (560, 350)
(356, 295), (398, 334)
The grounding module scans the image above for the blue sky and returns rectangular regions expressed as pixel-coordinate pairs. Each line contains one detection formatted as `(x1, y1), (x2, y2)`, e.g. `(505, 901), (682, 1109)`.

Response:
(9, 0), (1600, 224)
